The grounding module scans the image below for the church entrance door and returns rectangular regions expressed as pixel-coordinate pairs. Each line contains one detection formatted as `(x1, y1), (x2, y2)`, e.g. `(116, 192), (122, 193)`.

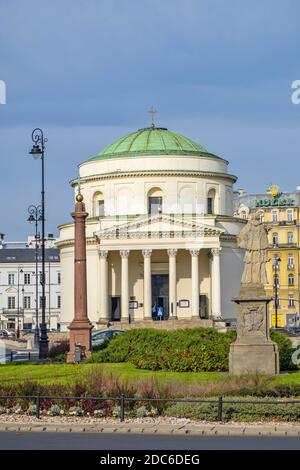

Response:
(111, 296), (121, 321)
(151, 274), (169, 320)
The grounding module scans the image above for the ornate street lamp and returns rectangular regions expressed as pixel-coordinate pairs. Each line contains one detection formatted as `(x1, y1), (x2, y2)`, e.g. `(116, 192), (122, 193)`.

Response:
(27, 204), (42, 348)
(17, 267), (23, 338)
(274, 256), (281, 329)
(29, 128), (49, 358)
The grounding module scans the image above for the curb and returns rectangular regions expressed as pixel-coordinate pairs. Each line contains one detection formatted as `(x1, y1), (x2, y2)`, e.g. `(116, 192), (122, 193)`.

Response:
(1, 422), (300, 436)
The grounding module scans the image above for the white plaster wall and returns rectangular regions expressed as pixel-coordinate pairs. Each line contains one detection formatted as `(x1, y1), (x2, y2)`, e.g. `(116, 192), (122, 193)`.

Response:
(79, 155), (229, 178)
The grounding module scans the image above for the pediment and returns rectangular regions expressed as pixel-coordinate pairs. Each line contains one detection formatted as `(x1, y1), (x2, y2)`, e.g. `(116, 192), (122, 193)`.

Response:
(5, 286), (17, 294)
(95, 214), (224, 240)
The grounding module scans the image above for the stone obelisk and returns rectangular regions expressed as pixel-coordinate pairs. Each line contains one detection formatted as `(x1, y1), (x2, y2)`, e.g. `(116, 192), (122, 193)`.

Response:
(229, 214), (279, 375)
(67, 191), (93, 362)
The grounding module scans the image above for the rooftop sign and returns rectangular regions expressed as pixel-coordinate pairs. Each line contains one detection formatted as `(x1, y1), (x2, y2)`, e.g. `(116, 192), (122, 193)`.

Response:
(255, 197), (295, 207)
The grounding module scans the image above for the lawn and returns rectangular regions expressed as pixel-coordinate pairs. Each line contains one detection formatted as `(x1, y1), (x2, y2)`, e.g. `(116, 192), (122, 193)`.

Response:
(0, 362), (224, 386)
(0, 361), (300, 387)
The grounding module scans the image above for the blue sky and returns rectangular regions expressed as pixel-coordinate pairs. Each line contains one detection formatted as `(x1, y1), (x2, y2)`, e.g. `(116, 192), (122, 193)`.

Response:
(0, 0), (300, 239)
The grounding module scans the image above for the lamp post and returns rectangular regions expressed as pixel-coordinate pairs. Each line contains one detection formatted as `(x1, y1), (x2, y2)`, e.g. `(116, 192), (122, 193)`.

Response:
(274, 256), (281, 329)
(17, 267), (23, 338)
(27, 204), (42, 348)
(29, 128), (49, 358)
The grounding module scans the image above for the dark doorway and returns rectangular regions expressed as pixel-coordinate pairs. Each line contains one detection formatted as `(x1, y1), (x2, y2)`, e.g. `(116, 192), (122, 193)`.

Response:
(111, 296), (121, 321)
(200, 295), (208, 319)
(151, 274), (169, 320)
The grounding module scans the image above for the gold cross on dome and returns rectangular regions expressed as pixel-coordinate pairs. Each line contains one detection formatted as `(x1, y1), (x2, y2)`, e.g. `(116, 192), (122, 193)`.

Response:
(148, 106), (157, 128)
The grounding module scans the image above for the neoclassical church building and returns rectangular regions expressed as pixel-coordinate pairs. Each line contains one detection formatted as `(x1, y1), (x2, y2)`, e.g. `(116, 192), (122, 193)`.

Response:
(57, 124), (245, 330)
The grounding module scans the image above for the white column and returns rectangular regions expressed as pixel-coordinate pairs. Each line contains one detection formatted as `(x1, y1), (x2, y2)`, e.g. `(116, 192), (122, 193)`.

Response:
(142, 249), (152, 319)
(99, 250), (108, 322)
(168, 249), (177, 319)
(190, 249), (200, 318)
(120, 250), (130, 321)
(211, 248), (222, 319)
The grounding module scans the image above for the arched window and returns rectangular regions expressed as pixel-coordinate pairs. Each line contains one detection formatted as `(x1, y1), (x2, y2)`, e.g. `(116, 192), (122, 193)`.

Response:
(93, 191), (104, 217)
(272, 232), (279, 246)
(207, 188), (216, 215)
(288, 274), (294, 286)
(148, 187), (163, 215)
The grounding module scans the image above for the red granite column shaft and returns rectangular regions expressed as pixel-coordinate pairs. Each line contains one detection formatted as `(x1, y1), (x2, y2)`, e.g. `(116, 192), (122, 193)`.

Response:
(67, 195), (93, 362)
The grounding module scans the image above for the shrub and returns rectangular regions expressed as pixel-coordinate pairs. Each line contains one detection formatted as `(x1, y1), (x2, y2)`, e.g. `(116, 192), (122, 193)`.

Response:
(68, 406), (84, 416)
(27, 404), (37, 416)
(48, 340), (69, 361)
(135, 405), (148, 417)
(270, 330), (297, 371)
(88, 327), (296, 373)
(47, 404), (64, 416)
(165, 396), (300, 422)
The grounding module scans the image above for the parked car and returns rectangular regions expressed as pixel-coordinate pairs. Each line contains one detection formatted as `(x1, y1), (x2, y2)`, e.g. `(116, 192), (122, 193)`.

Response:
(91, 328), (124, 348)
(3, 329), (16, 338)
(0, 330), (8, 338)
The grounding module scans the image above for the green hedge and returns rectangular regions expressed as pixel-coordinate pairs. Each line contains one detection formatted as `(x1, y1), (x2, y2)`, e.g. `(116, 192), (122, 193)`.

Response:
(164, 396), (300, 422)
(87, 327), (297, 373)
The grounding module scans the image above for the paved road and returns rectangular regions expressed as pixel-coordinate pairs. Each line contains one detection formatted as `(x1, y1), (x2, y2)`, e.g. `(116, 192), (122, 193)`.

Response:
(0, 432), (300, 450)
(0, 343), (38, 363)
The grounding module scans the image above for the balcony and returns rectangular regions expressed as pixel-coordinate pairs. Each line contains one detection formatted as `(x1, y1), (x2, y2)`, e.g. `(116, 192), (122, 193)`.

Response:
(1, 308), (24, 318)
(287, 264), (295, 270)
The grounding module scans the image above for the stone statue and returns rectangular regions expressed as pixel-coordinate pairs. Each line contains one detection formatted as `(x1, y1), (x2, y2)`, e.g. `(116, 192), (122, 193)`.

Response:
(237, 213), (269, 285)
(229, 212), (279, 375)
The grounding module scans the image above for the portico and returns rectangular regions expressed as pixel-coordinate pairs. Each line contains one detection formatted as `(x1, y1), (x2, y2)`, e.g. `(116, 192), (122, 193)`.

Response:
(95, 214), (223, 323)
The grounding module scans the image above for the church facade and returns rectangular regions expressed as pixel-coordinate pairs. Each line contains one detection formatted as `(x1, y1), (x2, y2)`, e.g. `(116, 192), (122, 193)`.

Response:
(57, 125), (245, 330)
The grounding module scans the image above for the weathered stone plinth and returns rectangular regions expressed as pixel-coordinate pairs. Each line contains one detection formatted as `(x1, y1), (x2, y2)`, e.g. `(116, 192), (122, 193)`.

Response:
(229, 285), (279, 375)
(67, 320), (93, 362)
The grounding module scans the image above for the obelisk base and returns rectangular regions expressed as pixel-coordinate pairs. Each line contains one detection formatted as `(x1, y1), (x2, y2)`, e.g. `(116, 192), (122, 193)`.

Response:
(67, 320), (93, 363)
(229, 285), (279, 375)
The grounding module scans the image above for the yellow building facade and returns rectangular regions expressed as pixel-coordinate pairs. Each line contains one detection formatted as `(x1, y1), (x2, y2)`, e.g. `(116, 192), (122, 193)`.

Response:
(234, 187), (300, 328)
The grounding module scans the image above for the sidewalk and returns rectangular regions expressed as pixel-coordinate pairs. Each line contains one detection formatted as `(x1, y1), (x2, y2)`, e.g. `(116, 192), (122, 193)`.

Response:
(1, 420), (300, 436)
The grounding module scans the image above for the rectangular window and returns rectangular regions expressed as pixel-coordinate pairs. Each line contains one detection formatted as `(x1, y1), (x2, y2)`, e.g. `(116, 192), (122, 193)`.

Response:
(287, 210), (293, 222)
(272, 233), (278, 245)
(272, 212), (278, 223)
(207, 197), (213, 215)
(288, 232), (294, 244)
(57, 295), (61, 309)
(98, 200), (104, 217)
(288, 296), (295, 308)
(8, 274), (15, 285)
(24, 273), (31, 285)
(24, 296), (31, 309)
(148, 196), (162, 215)
(8, 297), (15, 309)
(288, 254), (294, 268)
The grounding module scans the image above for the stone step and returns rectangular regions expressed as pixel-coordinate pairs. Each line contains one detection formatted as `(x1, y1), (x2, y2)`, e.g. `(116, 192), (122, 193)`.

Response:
(116, 319), (214, 330)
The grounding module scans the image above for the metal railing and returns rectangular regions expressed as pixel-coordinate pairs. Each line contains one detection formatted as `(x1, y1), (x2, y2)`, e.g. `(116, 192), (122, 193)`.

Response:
(0, 394), (300, 422)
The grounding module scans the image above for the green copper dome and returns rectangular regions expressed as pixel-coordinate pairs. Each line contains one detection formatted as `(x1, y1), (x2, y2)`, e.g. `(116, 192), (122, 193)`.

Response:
(87, 127), (217, 161)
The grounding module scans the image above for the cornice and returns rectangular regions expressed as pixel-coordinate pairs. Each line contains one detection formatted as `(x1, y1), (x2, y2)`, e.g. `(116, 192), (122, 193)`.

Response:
(70, 169), (237, 187)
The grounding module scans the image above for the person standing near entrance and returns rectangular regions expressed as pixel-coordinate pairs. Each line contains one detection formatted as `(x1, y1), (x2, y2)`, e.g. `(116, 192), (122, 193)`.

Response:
(157, 305), (164, 320)
(152, 303), (157, 320)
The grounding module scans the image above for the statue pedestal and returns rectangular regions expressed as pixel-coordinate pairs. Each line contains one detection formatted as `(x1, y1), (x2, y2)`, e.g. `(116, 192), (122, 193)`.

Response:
(229, 286), (279, 375)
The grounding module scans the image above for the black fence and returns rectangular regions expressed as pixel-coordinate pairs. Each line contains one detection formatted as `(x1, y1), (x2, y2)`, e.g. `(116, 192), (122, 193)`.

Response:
(0, 351), (34, 362)
(1, 395), (300, 422)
